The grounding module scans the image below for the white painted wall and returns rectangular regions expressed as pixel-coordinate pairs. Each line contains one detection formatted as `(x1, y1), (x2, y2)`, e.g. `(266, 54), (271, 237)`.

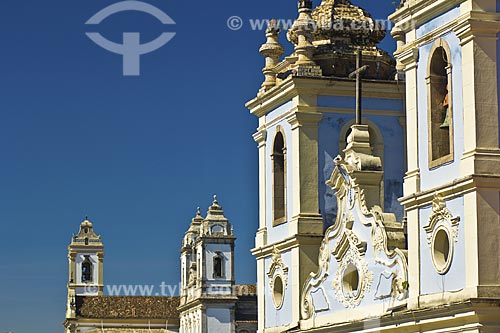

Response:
(205, 243), (232, 281)
(206, 307), (232, 333)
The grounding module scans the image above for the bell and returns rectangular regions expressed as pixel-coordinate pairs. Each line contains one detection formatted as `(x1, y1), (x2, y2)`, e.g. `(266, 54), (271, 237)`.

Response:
(440, 87), (450, 128)
(440, 108), (450, 128)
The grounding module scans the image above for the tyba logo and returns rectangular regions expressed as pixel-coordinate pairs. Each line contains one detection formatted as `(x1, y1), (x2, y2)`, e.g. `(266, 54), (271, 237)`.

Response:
(86, 1), (176, 76)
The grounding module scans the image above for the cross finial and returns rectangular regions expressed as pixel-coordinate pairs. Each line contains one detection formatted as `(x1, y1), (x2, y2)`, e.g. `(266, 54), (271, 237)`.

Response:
(348, 49), (369, 125)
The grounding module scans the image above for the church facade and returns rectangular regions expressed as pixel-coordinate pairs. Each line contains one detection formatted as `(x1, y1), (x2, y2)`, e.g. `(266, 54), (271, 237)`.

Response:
(249, 0), (500, 332)
(63, 197), (257, 333)
(63, 0), (500, 332)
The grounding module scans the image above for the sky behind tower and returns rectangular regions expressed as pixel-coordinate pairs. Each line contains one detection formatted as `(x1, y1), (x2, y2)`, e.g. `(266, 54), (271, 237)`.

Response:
(0, 0), (398, 332)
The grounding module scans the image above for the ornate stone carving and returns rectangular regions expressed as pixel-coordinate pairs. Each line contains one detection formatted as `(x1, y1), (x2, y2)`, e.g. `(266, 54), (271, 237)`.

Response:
(332, 245), (373, 308)
(312, 0), (386, 46)
(331, 225), (372, 308)
(423, 193), (460, 274)
(302, 235), (331, 319)
(423, 193), (460, 244)
(301, 156), (408, 319)
(267, 247), (289, 309)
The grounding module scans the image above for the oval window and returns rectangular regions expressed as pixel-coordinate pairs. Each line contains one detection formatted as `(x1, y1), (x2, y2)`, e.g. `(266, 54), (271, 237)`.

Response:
(272, 275), (285, 309)
(432, 228), (452, 274)
(342, 263), (360, 296)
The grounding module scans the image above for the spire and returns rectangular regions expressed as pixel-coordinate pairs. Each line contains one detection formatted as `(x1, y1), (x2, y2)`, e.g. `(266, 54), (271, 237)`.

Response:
(203, 195), (233, 236)
(191, 206), (204, 225)
(207, 194), (224, 217)
(186, 206), (204, 237)
(72, 217), (102, 246)
(259, 19), (284, 94)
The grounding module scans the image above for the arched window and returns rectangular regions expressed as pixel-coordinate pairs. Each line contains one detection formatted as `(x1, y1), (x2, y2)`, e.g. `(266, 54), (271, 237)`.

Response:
(427, 39), (453, 167)
(272, 130), (286, 225)
(81, 256), (93, 283)
(213, 252), (224, 279)
(211, 224), (225, 235)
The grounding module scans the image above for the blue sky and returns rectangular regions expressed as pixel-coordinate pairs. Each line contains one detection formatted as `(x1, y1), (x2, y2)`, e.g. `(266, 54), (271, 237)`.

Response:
(0, 0), (398, 332)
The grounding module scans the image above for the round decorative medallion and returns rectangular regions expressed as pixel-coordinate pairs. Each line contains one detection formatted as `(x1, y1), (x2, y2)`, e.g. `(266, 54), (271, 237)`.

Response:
(332, 248), (373, 308)
(424, 194), (459, 275)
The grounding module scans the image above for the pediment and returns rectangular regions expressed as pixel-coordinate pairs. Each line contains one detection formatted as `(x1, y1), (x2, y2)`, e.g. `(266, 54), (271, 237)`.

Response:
(301, 156), (408, 321)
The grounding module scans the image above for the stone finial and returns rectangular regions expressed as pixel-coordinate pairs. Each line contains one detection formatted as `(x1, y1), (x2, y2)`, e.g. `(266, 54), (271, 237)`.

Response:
(287, 0), (317, 66)
(391, 26), (406, 80)
(343, 125), (382, 172)
(190, 206), (204, 226)
(259, 19), (285, 93)
(213, 195), (218, 206)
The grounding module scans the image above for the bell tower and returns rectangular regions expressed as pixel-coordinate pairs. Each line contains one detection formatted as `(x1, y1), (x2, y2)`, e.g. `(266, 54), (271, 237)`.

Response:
(248, 0), (406, 331)
(178, 196), (238, 333)
(391, 0), (500, 321)
(65, 218), (104, 319)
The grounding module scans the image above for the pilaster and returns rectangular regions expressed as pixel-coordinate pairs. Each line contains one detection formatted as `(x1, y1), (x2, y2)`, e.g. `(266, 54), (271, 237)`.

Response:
(97, 251), (104, 295)
(455, 12), (500, 176)
(254, 129), (268, 248)
(256, 257), (266, 333)
(406, 208), (421, 310)
(286, 112), (323, 220)
(397, 46), (421, 196)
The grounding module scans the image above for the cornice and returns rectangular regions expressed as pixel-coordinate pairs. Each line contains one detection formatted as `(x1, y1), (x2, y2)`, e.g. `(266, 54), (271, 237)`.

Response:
(251, 234), (323, 259)
(395, 10), (500, 67)
(389, 0), (464, 33)
(247, 77), (404, 119)
(252, 129), (267, 146)
(298, 298), (498, 333)
(400, 174), (500, 209)
(286, 112), (323, 130)
(453, 11), (500, 45)
(69, 245), (104, 252)
(72, 318), (179, 325)
(246, 78), (296, 118)
(397, 46), (419, 69)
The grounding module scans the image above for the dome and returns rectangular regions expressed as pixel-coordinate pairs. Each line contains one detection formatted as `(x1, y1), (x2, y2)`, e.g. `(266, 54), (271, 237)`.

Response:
(283, 0), (395, 80)
(311, 0), (386, 46)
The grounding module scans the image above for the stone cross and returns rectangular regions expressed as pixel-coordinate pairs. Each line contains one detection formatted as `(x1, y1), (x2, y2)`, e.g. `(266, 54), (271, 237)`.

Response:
(349, 49), (369, 125)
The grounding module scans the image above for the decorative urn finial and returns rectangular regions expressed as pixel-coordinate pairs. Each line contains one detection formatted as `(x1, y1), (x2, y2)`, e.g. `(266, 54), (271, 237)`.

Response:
(288, 0), (317, 66)
(259, 19), (285, 93)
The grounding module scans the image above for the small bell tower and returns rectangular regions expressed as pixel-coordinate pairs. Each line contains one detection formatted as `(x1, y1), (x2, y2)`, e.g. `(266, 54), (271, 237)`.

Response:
(65, 218), (104, 319)
(180, 207), (204, 306)
(179, 196), (238, 333)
